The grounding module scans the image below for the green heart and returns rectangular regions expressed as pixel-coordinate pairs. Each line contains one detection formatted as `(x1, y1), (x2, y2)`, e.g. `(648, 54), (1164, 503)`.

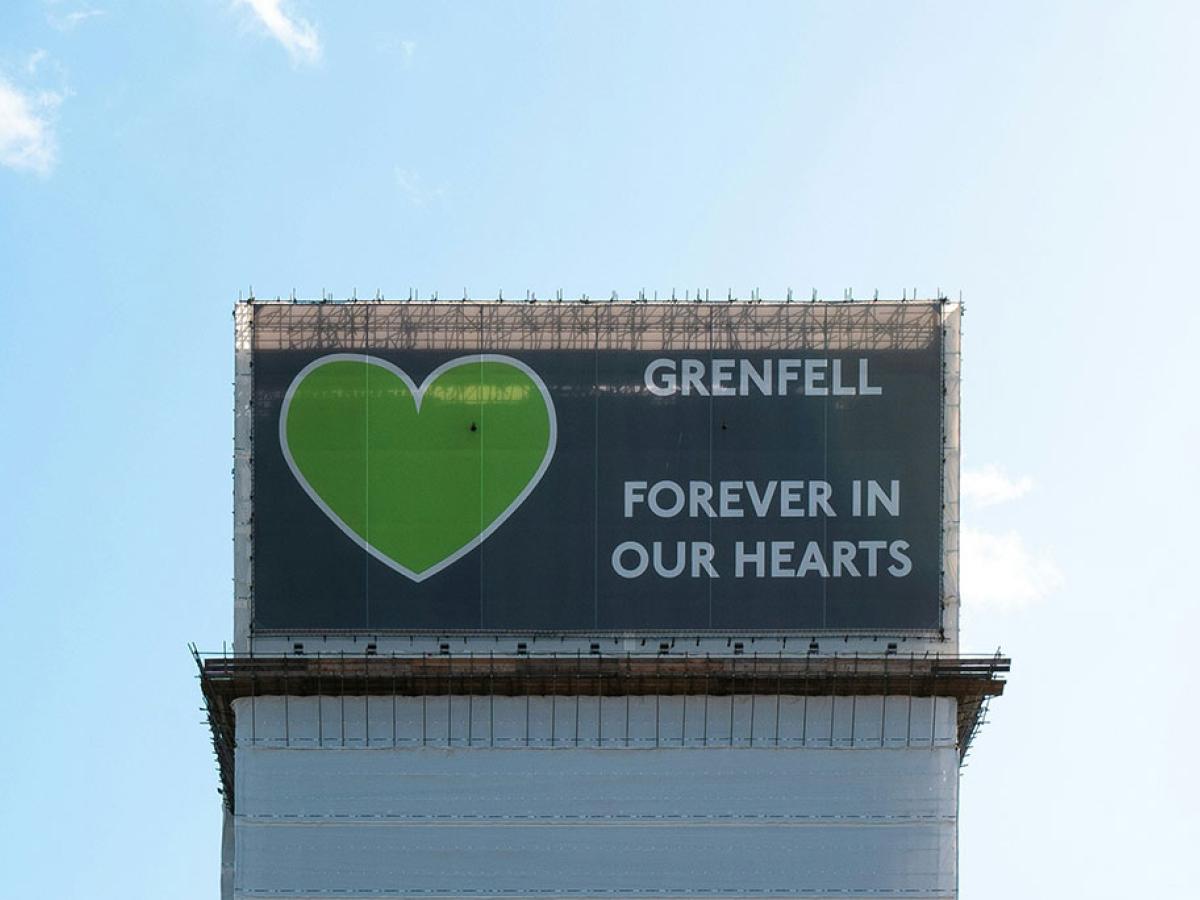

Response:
(280, 354), (556, 581)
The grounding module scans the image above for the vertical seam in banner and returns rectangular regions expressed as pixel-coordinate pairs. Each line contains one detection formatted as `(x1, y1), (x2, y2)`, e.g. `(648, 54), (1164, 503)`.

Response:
(363, 309), (371, 628)
(821, 303), (830, 628)
(707, 306), (714, 627)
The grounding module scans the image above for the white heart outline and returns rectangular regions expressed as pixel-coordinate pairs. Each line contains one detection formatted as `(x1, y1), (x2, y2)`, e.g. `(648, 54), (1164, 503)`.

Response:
(279, 353), (558, 582)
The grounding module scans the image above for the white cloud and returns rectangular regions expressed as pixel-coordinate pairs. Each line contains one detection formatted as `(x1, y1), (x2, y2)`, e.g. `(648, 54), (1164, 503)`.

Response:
(237, 0), (321, 65)
(0, 76), (60, 176)
(960, 525), (1064, 612)
(46, 5), (106, 31)
(26, 50), (48, 75)
(374, 35), (417, 64)
(962, 464), (1033, 507)
(394, 167), (444, 207)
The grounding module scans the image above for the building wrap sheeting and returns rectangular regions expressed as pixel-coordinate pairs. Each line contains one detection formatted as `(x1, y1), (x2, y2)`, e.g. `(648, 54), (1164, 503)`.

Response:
(231, 696), (958, 898)
(230, 693), (959, 751)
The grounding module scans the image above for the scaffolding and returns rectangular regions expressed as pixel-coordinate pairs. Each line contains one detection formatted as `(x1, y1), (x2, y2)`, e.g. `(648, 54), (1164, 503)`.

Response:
(194, 649), (1007, 811)
(243, 298), (944, 354)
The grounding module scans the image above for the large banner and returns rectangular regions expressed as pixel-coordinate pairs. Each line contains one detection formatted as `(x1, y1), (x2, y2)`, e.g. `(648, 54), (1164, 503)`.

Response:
(249, 303), (945, 631)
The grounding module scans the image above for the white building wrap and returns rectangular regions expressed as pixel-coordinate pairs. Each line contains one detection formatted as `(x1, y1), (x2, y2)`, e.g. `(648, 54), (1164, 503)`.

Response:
(228, 694), (959, 898)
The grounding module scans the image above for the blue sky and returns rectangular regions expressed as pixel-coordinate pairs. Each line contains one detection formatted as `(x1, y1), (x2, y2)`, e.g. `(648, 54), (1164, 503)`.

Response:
(1, 2), (1197, 896)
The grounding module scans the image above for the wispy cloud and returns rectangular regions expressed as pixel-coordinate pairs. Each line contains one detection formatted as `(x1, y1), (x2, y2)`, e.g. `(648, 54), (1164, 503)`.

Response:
(0, 75), (61, 176)
(959, 463), (1062, 611)
(962, 464), (1033, 508)
(45, 3), (106, 32)
(394, 167), (444, 207)
(374, 35), (417, 66)
(960, 526), (1064, 612)
(237, 0), (321, 65)
(25, 50), (48, 76)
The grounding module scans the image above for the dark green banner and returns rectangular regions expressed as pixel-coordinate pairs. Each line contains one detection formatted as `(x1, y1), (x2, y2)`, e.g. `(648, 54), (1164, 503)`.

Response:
(250, 305), (944, 632)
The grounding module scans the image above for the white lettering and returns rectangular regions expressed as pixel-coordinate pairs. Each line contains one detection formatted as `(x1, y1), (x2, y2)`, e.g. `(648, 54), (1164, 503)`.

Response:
(866, 480), (901, 517)
(681, 359), (708, 396)
(770, 541), (795, 577)
(780, 481), (805, 517)
(888, 541), (912, 577)
(612, 542), (649, 578)
(831, 359), (855, 396)
(624, 481), (647, 517)
(859, 358), (882, 396)
(777, 359), (802, 394)
(648, 481), (686, 517)
(735, 541), (766, 578)
(710, 359), (736, 396)
(689, 481), (717, 517)
(809, 480), (835, 517)
(644, 359), (677, 396)
(804, 359), (828, 395)
(740, 359), (772, 396)
(642, 357), (883, 397)
(745, 481), (777, 517)
(718, 481), (744, 517)
(832, 541), (860, 577)
(796, 542), (829, 577)
(692, 542), (719, 578)
(859, 540), (888, 576)
(653, 541), (687, 578)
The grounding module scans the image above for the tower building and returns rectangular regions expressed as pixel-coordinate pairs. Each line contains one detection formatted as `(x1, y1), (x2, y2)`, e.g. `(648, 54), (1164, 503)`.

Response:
(198, 297), (1007, 898)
